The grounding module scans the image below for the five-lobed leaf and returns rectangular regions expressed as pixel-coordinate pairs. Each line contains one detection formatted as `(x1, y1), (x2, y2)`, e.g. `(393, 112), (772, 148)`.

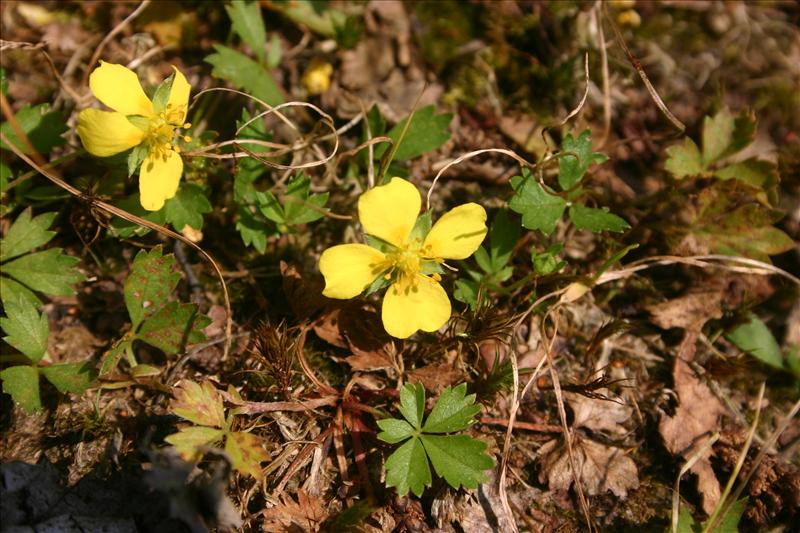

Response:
(165, 426), (225, 458)
(0, 208), (56, 262)
(124, 247), (181, 329)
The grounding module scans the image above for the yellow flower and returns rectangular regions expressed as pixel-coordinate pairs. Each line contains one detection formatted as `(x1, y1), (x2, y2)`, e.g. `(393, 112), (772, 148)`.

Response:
(302, 58), (333, 95)
(319, 178), (488, 338)
(77, 61), (192, 211)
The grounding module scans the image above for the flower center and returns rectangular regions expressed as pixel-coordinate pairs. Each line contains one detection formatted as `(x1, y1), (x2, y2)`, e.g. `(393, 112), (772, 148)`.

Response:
(144, 103), (191, 161)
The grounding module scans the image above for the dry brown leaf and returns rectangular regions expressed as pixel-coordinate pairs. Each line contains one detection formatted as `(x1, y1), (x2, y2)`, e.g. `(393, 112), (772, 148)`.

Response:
(566, 389), (632, 435)
(658, 331), (725, 514)
(280, 262), (327, 320)
(314, 304), (394, 373)
(538, 435), (639, 498)
(647, 290), (725, 331)
(261, 491), (328, 533)
(407, 363), (462, 393)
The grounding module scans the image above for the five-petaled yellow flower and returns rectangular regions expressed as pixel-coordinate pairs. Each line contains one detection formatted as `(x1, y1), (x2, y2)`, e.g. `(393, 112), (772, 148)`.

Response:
(77, 61), (192, 211)
(319, 178), (487, 338)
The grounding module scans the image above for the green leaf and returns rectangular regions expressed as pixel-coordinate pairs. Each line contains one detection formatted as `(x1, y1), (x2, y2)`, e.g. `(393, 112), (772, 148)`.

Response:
(205, 44), (283, 106)
(2, 248), (83, 297)
(376, 418), (416, 444)
(151, 72), (175, 114)
(236, 206), (270, 253)
(532, 243), (566, 276)
(453, 278), (479, 310)
(714, 158), (778, 204)
(376, 106), (452, 161)
(171, 380), (226, 428)
(0, 366), (41, 413)
(702, 108), (756, 165)
(508, 174), (566, 235)
(99, 341), (130, 377)
(282, 174), (328, 225)
(486, 209), (519, 274)
(40, 361), (95, 394)
(0, 208), (56, 262)
(124, 247), (181, 329)
(398, 383), (426, 430)
(665, 137), (704, 178)
(674, 506), (701, 533)
(0, 104), (67, 155)
(164, 184), (212, 230)
(422, 383), (480, 433)
(165, 426), (225, 458)
(225, 431), (269, 479)
(707, 499), (747, 533)
(0, 277), (40, 309)
(110, 193), (167, 238)
(384, 437), (431, 497)
(568, 204), (630, 233)
(558, 130), (605, 190)
(136, 301), (209, 354)
(127, 144), (148, 177)
(225, 0), (267, 64)
(420, 434), (493, 490)
(726, 314), (783, 369)
(0, 292), (49, 363)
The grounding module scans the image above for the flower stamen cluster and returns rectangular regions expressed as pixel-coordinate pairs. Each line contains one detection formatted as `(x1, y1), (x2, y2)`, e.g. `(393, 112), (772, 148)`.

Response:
(319, 178), (487, 338)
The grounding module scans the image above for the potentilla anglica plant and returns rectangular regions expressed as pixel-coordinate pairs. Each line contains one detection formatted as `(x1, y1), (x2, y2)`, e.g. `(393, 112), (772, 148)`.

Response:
(77, 61), (192, 211)
(319, 178), (487, 338)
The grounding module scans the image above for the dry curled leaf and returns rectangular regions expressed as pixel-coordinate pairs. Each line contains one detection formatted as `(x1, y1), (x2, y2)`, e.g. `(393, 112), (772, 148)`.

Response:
(538, 434), (639, 498)
(658, 331), (724, 514)
(566, 389), (632, 435)
(260, 490), (328, 533)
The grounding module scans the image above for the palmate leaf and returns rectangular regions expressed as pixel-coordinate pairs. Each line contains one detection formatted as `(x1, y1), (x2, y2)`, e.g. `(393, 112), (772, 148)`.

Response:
(40, 361), (95, 394)
(2, 249), (83, 297)
(665, 137), (704, 178)
(124, 247), (181, 329)
(558, 129), (608, 191)
(378, 383), (493, 497)
(0, 208), (56, 262)
(165, 426), (225, 458)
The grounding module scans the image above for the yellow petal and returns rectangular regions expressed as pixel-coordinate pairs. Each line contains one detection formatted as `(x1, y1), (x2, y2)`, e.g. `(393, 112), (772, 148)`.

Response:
(382, 275), (451, 338)
(167, 66), (191, 123)
(319, 244), (386, 299)
(423, 203), (488, 260)
(358, 177), (420, 248)
(89, 61), (153, 117)
(139, 150), (183, 211)
(77, 109), (146, 157)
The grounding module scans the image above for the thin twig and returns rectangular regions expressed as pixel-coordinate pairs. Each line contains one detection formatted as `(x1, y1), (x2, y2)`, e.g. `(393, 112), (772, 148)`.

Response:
(82, 0), (152, 88)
